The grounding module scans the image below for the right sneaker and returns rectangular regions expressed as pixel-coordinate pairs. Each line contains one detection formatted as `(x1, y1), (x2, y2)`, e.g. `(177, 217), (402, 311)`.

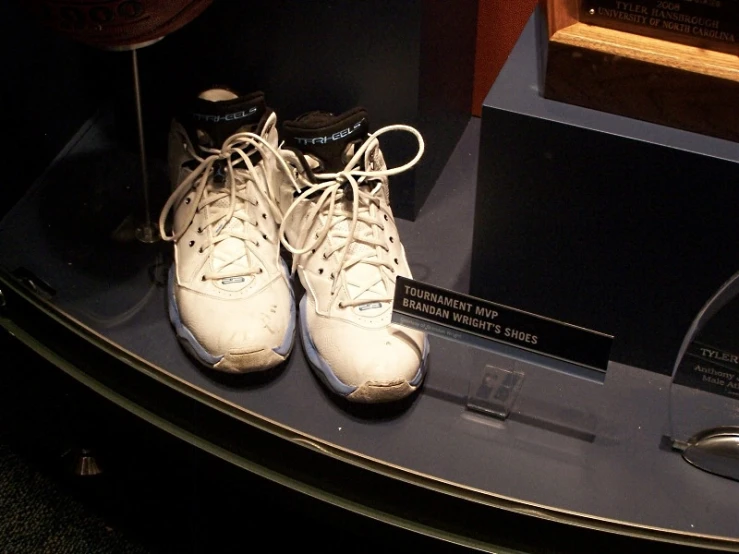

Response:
(276, 108), (430, 403)
(158, 88), (295, 373)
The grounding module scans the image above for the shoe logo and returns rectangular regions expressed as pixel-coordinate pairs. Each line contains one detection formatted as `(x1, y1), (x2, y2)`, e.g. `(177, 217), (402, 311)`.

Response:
(295, 120), (364, 145)
(358, 302), (382, 311)
(221, 277), (246, 285)
(192, 107), (257, 124)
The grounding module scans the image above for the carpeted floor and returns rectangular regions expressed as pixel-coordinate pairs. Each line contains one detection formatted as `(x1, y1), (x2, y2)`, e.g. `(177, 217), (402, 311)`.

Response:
(0, 444), (150, 554)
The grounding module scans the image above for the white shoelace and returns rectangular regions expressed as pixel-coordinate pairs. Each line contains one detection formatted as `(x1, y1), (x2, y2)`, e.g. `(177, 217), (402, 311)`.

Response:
(279, 124), (424, 307)
(159, 129), (292, 282)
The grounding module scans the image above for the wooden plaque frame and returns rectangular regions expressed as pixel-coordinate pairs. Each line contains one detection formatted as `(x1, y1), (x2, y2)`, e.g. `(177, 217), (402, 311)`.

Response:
(542, 0), (739, 142)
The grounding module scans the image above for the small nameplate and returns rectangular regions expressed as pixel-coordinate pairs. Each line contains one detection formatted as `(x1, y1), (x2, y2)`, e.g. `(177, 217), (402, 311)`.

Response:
(582, 0), (739, 51)
(673, 341), (739, 400)
(392, 277), (612, 372)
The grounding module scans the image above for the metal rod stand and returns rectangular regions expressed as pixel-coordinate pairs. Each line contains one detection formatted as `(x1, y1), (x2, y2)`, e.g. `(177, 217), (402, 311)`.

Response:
(132, 48), (159, 244)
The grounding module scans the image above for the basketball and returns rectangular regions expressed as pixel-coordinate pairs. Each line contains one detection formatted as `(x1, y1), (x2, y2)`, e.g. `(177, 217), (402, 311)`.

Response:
(26, 0), (215, 50)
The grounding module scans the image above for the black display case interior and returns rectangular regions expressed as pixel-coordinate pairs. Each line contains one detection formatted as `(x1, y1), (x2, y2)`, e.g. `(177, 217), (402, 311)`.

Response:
(7, 0), (477, 221)
(3, 1), (739, 552)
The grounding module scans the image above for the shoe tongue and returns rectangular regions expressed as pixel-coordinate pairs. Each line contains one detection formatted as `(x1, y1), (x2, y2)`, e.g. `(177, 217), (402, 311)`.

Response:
(282, 107), (369, 173)
(185, 89), (267, 150)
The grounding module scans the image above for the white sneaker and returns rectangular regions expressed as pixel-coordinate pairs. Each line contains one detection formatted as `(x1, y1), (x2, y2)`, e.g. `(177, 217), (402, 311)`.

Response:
(159, 89), (295, 373)
(277, 108), (429, 402)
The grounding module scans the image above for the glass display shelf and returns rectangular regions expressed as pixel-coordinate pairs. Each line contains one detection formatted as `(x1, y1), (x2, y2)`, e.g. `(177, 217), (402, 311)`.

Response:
(1, 105), (738, 554)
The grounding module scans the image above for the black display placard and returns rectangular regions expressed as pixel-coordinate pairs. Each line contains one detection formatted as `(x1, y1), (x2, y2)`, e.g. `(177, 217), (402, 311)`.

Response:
(673, 341), (739, 400)
(392, 277), (613, 372)
(581, 0), (739, 52)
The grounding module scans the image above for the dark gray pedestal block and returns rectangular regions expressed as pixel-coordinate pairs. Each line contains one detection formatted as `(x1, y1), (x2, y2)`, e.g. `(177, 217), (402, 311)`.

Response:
(472, 9), (739, 375)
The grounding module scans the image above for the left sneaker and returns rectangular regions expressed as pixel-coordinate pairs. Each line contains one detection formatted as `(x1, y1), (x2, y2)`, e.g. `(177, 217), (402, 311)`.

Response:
(159, 88), (295, 373)
(277, 108), (429, 403)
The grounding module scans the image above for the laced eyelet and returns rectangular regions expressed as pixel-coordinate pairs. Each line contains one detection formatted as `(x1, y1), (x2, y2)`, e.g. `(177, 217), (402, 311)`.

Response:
(339, 302), (345, 309)
(263, 234), (268, 240)
(322, 253), (327, 259)
(255, 241), (260, 247)
(311, 249), (316, 254)
(201, 275), (206, 281)
(197, 227), (202, 234)
(394, 258), (399, 265)
(185, 197), (191, 204)
(389, 237), (394, 243)
(330, 273), (335, 280)
(383, 214), (389, 221)
(198, 247), (203, 253)
(262, 213), (267, 219)
(188, 240), (195, 247)
(259, 268), (264, 274)
(318, 269), (324, 274)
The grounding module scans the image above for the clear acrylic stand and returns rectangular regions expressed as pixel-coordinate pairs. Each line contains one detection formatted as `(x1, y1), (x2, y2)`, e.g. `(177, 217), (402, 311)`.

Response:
(467, 363), (525, 419)
(668, 270), (739, 481)
(462, 345), (604, 443)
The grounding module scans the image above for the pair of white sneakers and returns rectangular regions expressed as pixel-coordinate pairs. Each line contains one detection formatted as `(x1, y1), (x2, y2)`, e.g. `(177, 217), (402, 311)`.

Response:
(158, 88), (429, 403)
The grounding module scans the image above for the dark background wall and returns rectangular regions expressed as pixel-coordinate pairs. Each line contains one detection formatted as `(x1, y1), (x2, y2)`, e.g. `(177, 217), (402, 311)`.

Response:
(3, 0), (478, 220)
(0, 2), (108, 217)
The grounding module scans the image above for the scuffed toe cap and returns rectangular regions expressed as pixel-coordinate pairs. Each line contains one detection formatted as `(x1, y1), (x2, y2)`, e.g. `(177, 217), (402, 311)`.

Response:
(307, 312), (427, 390)
(175, 280), (294, 371)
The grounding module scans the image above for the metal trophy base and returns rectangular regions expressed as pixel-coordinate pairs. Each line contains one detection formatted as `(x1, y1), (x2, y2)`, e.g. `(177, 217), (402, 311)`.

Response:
(62, 447), (103, 477)
(671, 428), (739, 482)
(134, 222), (159, 244)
